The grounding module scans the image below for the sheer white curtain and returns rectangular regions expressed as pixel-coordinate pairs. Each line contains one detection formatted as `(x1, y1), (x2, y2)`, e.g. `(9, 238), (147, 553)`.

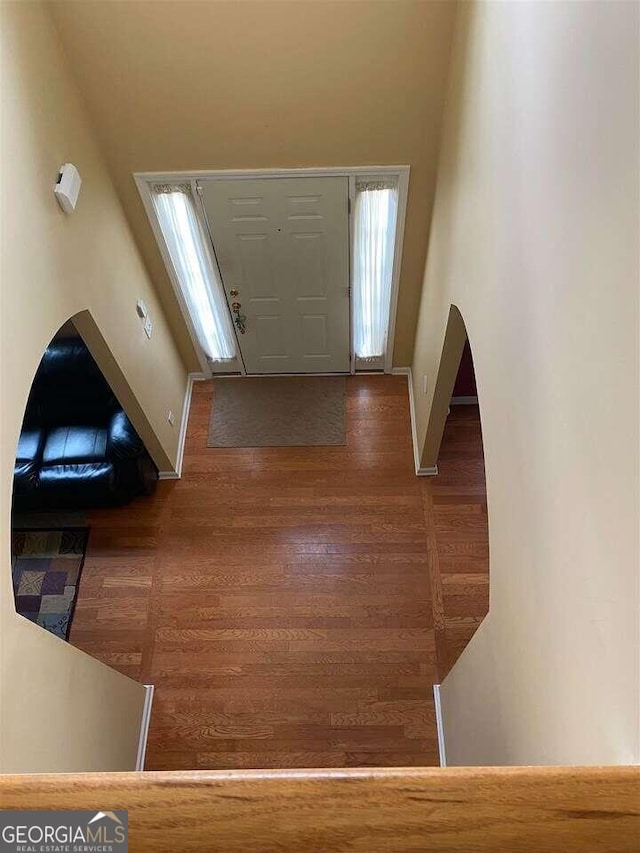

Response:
(152, 184), (237, 362)
(353, 179), (398, 360)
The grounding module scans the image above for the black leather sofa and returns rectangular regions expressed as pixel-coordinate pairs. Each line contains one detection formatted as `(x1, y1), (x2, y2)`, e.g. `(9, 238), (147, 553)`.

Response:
(13, 338), (158, 510)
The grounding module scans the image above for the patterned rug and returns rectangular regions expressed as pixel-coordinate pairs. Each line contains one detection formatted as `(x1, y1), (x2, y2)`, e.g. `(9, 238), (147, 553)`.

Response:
(11, 528), (89, 640)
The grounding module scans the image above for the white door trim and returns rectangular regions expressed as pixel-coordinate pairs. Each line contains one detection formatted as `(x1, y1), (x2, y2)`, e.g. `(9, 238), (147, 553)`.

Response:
(348, 174), (357, 376)
(134, 166), (410, 375)
(135, 165), (409, 182)
(433, 684), (447, 766)
(385, 168), (409, 373)
(191, 179), (247, 376)
(134, 176), (213, 378)
(135, 684), (155, 771)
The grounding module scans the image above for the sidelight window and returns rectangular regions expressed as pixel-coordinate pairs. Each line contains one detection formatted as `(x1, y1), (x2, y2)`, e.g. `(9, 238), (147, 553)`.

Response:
(151, 184), (237, 362)
(352, 178), (399, 361)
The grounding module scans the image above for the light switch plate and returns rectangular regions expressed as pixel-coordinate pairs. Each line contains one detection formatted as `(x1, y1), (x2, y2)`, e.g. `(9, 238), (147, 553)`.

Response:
(144, 317), (153, 339)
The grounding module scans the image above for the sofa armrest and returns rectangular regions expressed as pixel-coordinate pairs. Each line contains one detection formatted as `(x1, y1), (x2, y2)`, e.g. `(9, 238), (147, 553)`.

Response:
(107, 410), (145, 460)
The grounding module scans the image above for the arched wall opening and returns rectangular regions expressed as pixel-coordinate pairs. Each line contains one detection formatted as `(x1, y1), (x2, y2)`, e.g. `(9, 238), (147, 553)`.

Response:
(3, 314), (150, 773)
(10, 310), (168, 637)
(11, 307), (173, 509)
(420, 304), (490, 680)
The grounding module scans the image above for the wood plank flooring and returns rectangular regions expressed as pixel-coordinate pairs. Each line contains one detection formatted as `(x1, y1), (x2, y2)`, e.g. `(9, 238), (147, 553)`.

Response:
(70, 376), (488, 770)
(424, 403), (490, 680)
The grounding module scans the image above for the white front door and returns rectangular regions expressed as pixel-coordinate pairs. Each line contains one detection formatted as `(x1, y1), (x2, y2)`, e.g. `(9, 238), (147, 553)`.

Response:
(200, 177), (350, 374)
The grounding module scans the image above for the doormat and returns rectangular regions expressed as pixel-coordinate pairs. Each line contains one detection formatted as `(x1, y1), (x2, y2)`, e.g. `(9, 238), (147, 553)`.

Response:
(11, 527), (89, 640)
(208, 376), (347, 447)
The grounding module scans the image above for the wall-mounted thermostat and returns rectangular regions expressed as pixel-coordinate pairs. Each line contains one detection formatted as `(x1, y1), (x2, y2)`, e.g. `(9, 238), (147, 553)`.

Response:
(54, 163), (82, 213)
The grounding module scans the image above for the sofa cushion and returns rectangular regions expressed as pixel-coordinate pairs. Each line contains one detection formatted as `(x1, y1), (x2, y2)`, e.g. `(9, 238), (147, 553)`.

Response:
(39, 462), (115, 504)
(13, 460), (39, 495)
(28, 340), (117, 427)
(42, 426), (108, 465)
(16, 428), (45, 462)
(107, 411), (145, 459)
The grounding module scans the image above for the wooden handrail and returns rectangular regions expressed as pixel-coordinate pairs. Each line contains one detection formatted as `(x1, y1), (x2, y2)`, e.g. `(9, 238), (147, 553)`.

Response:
(1, 766), (638, 851)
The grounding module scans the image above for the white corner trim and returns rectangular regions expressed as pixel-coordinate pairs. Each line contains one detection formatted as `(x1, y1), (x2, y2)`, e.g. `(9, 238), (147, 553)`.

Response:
(391, 367), (438, 477)
(136, 684), (155, 771)
(450, 395), (479, 405)
(418, 465), (439, 476)
(383, 167), (410, 374)
(433, 683), (447, 767)
(158, 372), (204, 480)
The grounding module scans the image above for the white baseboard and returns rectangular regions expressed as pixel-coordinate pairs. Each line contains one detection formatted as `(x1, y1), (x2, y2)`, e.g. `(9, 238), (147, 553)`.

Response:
(135, 684), (155, 771)
(158, 372), (205, 480)
(160, 370), (439, 480)
(451, 395), (478, 405)
(433, 683), (447, 766)
(418, 465), (439, 476)
(392, 367), (438, 477)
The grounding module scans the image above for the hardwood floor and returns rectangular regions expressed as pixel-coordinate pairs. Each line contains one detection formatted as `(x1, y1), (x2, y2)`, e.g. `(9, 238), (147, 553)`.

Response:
(70, 376), (488, 770)
(424, 403), (490, 680)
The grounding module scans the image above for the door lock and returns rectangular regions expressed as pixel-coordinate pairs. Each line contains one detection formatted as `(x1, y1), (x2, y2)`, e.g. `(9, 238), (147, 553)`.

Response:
(231, 302), (246, 335)
(229, 289), (239, 297)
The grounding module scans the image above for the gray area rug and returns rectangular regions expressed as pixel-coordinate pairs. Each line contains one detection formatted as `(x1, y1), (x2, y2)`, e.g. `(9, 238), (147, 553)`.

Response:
(208, 376), (346, 447)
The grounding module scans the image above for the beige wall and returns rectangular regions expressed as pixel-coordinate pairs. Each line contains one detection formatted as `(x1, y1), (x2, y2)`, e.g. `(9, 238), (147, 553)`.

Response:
(48, 0), (457, 369)
(0, 1), (187, 771)
(413, 1), (639, 764)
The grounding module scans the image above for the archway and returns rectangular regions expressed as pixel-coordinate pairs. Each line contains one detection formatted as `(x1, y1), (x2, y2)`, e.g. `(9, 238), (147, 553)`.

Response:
(11, 313), (160, 639)
(421, 305), (490, 680)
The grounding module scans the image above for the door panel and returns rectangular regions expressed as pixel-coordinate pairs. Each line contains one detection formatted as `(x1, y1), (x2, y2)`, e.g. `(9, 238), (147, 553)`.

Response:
(292, 233), (328, 298)
(200, 177), (350, 374)
(238, 235), (278, 300)
(299, 314), (330, 359)
(256, 316), (288, 360)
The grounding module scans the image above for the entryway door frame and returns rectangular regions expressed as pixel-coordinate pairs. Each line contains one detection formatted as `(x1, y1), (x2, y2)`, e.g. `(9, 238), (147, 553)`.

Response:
(135, 166), (410, 379)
